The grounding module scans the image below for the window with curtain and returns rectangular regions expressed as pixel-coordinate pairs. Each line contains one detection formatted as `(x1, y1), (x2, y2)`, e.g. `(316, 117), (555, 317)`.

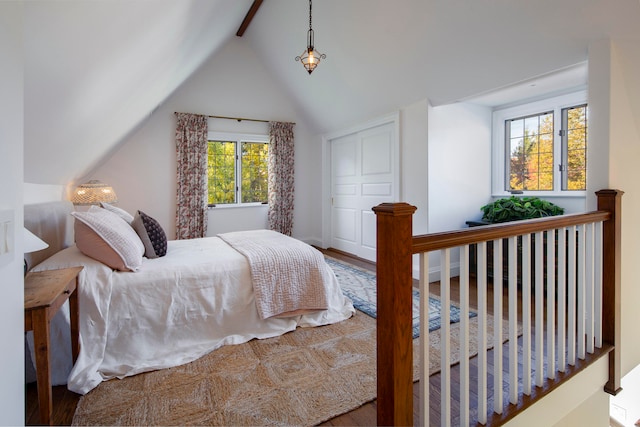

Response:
(175, 116), (295, 237)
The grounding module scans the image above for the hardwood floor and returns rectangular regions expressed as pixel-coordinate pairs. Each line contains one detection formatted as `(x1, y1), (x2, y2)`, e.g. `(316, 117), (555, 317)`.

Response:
(25, 382), (79, 426)
(25, 247), (514, 426)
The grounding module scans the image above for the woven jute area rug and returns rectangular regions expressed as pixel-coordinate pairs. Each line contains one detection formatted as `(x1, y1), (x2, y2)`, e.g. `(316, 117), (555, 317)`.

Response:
(72, 309), (507, 426)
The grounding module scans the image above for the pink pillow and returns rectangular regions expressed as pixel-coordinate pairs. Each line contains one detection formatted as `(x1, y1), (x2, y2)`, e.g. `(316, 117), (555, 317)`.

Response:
(72, 206), (144, 271)
(74, 221), (128, 271)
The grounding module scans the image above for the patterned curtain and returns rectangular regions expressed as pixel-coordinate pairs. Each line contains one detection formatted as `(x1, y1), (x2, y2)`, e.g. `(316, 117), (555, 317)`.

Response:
(175, 113), (208, 239)
(268, 122), (296, 235)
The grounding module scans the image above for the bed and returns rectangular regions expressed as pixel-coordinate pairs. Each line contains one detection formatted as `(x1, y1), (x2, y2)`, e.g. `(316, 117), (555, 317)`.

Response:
(24, 201), (354, 395)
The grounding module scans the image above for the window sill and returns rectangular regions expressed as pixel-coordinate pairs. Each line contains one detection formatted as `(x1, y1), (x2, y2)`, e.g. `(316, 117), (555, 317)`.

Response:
(491, 191), (586, 199)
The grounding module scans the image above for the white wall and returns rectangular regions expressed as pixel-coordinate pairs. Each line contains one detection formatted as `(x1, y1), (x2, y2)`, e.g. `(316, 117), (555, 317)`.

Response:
(207, 205), (269, 235)
(607, 39), (640, 377)
(588, 36), (640, 379)
(586, 41), (612, 210)
(23, 1), (252, 186)
(88, 37), (319, 242)
(506, 358), (610, 427)
(425, 102), (492, 280)
(428, 102), (493, 230)
(0, 3), (25, 425)
(400, 100), (429, 236)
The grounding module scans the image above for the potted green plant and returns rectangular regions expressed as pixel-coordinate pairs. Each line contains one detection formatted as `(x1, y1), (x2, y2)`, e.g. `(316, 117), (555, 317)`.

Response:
(480, 196), (564, 223)
(469, 196), (565, 286)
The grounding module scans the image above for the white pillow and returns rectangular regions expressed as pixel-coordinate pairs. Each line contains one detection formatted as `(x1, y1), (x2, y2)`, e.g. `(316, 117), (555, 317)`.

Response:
(100, 202), (134, 224)
(71, 206), (144, 271)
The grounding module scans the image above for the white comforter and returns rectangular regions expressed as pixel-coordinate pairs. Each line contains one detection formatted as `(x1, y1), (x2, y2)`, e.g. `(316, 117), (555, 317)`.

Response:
(30, 235), (354, 395)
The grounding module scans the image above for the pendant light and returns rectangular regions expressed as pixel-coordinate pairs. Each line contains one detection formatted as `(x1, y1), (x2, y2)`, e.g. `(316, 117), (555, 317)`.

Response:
(295, 0), (326, 74)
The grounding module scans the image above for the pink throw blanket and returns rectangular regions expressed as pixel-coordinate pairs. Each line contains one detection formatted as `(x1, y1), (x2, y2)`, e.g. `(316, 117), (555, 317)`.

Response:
(217, 230), (329, 319)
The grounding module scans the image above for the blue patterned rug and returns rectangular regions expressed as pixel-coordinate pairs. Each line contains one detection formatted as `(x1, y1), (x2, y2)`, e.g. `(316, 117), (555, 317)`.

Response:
(326, 257), (476, 338)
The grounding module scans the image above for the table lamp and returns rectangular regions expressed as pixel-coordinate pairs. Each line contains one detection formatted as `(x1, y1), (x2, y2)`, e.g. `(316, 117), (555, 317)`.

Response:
(70, 180), (118, 205)
(23, 227), (48, 275)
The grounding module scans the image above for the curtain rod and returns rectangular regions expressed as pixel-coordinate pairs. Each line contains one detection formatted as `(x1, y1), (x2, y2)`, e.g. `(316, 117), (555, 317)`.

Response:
(209, 114), (271, 123)
(175, 112), (295, 125)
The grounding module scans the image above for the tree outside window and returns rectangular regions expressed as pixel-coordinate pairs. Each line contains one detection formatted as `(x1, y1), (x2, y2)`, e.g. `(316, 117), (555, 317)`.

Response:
(503, 100), (587, 193)
(207, 138), (269, 205)
(240, 142), (269, 203)
(562, 105), (587, 191)
(507, 112), (554, 191)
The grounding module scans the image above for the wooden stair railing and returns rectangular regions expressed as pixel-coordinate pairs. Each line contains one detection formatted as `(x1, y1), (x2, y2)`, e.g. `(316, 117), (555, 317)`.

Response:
(373, 189), (623, 426)
(373, 202), (416, 427)
(598, 189), (623, 395)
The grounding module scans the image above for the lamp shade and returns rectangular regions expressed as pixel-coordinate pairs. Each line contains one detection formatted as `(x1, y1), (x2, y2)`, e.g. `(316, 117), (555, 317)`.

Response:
(23, 227), (48, 254)
(70, 180), (118, 205)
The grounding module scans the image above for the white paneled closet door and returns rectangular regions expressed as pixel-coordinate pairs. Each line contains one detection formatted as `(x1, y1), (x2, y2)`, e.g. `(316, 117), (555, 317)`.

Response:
(330, 121), (397, 261)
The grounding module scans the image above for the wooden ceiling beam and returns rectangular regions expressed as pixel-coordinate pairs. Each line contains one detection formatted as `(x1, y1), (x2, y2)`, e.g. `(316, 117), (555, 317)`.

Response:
(236, 0), (263, 37)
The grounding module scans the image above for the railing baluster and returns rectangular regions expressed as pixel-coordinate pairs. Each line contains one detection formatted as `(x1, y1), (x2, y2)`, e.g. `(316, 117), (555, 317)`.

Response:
(534, 231), (544, 387)
(595, 221), (603, 348)
(419, 252), (430, 427)
(567, 225), (577, 366)
(493, 239), (503, 414)
(441, 249), (451, 427)
(508, 236), (518, 404)
(546, 230), (556, 378)
(459, 245), (470, 427)
(557, 227), (567, 371)
(577, 224), (586, 359)
(586, 223), (595, 354)
(522, 233), (532, 395)
(477, 241), (488, 425)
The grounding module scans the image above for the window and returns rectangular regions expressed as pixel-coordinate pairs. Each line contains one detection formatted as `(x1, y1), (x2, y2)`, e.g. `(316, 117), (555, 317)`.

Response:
(493, 91), (587, 195)
(506, 111), (554, 191)
(207, 133), (269, 206)
(561, 104), (587, 190)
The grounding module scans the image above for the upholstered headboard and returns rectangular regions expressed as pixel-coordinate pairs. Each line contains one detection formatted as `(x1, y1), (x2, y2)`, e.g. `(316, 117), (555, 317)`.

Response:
(23, 201), (75, 270)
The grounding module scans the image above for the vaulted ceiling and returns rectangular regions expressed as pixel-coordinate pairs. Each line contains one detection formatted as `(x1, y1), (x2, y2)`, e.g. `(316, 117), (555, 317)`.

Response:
(23, 0), (640, 185)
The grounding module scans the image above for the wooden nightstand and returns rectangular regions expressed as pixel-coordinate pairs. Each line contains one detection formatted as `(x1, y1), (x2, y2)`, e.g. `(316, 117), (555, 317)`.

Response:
(24, 266), (83, 426)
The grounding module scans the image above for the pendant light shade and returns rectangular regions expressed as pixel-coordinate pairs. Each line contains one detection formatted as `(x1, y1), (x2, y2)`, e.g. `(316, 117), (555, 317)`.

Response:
(295, 0), (325, 74)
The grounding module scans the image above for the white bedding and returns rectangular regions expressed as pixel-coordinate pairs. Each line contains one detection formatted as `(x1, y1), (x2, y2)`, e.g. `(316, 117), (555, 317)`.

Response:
(31, 234), (354, 395)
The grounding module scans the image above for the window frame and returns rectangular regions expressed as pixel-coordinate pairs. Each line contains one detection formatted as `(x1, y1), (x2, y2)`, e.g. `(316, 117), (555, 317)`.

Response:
(207, 131), (269, 208)
(560, 103), (588, 191)
(491, 90), (587, 197)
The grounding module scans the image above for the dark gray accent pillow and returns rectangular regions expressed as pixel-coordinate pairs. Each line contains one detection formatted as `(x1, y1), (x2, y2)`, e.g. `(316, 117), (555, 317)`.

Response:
(132, 210), (167, 258)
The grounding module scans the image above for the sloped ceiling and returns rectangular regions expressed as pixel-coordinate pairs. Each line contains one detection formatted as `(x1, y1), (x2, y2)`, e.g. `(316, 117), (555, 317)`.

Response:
(246, 0), (640, 133)
(23, 0), (640, 185)
(24, 0), (253, 185)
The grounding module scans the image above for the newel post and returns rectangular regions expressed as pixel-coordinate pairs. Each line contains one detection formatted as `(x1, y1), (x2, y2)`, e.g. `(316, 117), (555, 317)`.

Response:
(596, 189), (623, 395)
(373, 202), (417, 426)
